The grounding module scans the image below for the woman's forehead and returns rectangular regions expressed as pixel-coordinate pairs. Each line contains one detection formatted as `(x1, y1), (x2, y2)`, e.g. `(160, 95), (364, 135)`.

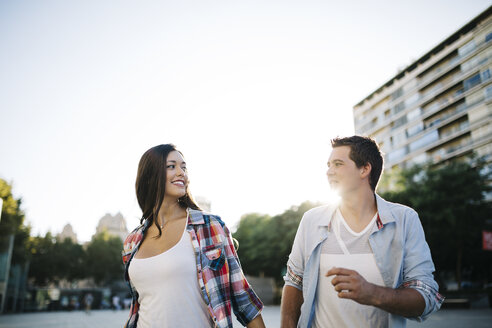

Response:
(167, 150), (185, 162)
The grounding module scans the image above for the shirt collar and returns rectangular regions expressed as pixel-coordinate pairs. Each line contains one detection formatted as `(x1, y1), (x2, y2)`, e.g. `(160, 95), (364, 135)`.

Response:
(322, 193), (394, 231)
(188, 208), (205, 225)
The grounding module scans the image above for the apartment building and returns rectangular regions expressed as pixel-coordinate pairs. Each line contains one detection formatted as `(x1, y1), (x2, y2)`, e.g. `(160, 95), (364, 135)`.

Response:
(353, 6), (492, 174)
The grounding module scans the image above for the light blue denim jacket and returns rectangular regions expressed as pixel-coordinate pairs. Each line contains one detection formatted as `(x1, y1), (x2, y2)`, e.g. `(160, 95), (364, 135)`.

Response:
(284, 194), (443, 328)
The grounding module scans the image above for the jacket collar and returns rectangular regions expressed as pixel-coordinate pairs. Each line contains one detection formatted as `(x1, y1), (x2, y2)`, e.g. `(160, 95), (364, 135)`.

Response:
(375, 193), (396, 225)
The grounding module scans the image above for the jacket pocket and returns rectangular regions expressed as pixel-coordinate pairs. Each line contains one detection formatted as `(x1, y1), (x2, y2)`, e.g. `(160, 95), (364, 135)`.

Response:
(202, 244), (226, 271)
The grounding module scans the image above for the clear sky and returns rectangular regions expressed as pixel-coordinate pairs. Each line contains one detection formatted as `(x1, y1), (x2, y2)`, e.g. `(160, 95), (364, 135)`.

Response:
(1, 0), (490, 242)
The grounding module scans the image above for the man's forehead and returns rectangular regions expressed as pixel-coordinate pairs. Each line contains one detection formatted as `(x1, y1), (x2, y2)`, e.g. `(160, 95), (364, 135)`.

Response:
(329, 146), (351, 160)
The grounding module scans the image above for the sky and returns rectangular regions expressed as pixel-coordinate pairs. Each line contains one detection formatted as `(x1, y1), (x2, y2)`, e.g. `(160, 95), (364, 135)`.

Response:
(1, 0), (490, 242)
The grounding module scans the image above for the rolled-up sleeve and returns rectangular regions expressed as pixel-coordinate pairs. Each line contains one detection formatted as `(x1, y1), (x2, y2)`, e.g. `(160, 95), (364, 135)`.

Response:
(284, 214), (307, 291)
(223, 225), (263, 326)
(400, 210), (444, 321)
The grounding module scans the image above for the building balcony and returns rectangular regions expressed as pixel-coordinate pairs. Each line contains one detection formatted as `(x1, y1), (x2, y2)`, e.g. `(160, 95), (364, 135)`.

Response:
(417, 37), (491, 92)
(355, 57), (489, 133)
(431, 131), (492, 163)
(386, 109), (490, 168)
(355, 37), (491, 131)
(358, 72), (491, 140)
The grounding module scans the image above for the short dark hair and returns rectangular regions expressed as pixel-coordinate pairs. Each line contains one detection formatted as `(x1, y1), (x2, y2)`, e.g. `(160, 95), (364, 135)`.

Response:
(331, 136), (383, 191)
(135, 144), (201, 236)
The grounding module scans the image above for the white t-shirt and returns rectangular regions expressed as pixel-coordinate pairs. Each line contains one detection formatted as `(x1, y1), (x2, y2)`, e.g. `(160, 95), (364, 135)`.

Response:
(312, 208), (389, 328)
(128, 226), (213, 328)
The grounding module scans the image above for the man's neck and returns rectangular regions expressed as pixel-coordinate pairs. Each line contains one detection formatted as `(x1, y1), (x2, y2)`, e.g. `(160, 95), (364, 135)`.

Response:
(338, 188), (377, 233)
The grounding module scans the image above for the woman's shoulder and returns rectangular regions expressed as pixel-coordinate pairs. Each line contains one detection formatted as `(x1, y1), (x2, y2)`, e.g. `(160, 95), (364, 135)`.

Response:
(189, 209), (227, 228)
(123, 224), (145, 251)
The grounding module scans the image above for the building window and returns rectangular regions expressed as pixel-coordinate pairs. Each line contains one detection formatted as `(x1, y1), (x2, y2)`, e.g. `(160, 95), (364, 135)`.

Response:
(407, 122), (424, 138)
(404, 93), (420, 108)
(409, 130), (439, 152)
(486, 32), (492, 43)
(387, 146), (408, 163)
(481, 68), (491, 81)
(392, 115), (408, 130)
(392, 101), (406, 115)
(407, 107), (422, 121)
(391, 87), (403, 100)
(392, 131), (407, 147)
(458, 40), (476, 57)
(485, 85), (492, 100)
(463, 72), (481, 91)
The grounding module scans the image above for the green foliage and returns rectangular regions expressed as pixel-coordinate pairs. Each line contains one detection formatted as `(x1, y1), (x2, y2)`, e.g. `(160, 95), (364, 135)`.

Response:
(84, 231), (124, 284)
(233, 201), (318, 281)
(28, 230), (124, 286)
(0, 179), (30, 265)
(380, 159), (492, 289)
(1, 179), (124, 286)
(27, 232), (57, 285)
(28, 233), (86, 285)
(52, 237), (86, 281)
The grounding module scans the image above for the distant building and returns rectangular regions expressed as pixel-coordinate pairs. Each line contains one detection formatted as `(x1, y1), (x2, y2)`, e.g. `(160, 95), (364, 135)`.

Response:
(95, 213), (128, 242)
(58, 224), (77, 243)
(353, 6), (492, 188)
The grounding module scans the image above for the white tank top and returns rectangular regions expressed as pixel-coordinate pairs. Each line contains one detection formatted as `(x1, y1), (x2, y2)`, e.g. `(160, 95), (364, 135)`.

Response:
(128, 226), (213, 328)
(312, 208), (389, 328)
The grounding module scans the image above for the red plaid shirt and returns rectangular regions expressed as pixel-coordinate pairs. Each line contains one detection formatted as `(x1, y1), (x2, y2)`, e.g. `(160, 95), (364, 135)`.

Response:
(122, 209), (263, 328)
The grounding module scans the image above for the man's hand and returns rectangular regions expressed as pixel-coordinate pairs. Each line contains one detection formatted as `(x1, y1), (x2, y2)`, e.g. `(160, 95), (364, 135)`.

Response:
(326, 267), (376, 305)
(326, 266), (425, 317)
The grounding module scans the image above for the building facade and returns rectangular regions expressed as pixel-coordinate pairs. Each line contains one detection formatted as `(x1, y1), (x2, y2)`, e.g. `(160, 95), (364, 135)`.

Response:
(58, 224), (78, 243)
(95, 212), (128, 242)
(354, 7), (492, 177)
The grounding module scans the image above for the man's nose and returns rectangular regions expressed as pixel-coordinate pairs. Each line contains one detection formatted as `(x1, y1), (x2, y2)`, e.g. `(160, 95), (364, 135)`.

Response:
(327, 166), (334, 176)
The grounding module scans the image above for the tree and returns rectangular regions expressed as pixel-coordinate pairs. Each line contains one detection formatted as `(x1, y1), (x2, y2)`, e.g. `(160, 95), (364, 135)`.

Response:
(85, 231), (124, 285)
(0, 179), (30, 266)
(27, 233), (57, 285)
(52, 237), (86, 282)
(233, 201), (318, 282)
(380, 159), (492, 289)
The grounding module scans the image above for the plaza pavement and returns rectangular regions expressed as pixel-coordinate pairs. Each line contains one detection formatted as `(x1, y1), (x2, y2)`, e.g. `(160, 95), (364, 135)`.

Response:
(1, 306), (492, 327)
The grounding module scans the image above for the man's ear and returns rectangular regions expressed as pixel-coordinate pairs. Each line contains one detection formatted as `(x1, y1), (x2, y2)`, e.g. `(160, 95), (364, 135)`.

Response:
(360, 163), (372, 179)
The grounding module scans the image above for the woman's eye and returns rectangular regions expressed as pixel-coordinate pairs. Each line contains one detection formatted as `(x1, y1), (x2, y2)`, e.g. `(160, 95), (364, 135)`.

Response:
(167, 165), (175, 169)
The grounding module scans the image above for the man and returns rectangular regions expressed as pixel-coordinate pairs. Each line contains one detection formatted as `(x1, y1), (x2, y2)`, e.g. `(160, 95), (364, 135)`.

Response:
(281, 136), (443, 328)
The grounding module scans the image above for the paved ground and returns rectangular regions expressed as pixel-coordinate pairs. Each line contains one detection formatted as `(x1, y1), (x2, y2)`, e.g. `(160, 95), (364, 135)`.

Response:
(0, 306), (491, 327)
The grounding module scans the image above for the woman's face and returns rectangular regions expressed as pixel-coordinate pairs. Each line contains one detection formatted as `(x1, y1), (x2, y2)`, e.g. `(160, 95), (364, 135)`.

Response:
(164, 150), (188, 199)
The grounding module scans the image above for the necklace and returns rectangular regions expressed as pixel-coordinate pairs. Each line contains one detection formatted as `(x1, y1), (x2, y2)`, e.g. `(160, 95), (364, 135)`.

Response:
(158, 208), (189, 229)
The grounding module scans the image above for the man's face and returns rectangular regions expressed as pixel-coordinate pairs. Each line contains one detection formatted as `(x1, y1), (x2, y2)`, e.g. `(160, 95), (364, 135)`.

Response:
(326, 146), (363, 196)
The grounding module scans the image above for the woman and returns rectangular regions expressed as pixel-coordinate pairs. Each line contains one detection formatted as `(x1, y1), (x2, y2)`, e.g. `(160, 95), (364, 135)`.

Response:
(122, 144), (265, 328)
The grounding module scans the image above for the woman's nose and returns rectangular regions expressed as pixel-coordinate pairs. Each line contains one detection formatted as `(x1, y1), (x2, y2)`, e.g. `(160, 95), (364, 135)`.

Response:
(177, 167), (186, 176)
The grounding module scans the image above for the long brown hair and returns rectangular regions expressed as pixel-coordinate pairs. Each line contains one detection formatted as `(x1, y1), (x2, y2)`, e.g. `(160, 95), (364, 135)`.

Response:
(135, 144), (201, 236)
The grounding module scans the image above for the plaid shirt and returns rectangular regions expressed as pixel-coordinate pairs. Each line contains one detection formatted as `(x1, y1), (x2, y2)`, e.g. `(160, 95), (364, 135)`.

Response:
(122, 209), (263, 328)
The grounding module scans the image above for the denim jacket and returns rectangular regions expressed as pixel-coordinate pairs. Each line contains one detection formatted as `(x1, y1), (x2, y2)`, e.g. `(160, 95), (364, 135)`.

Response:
(284, 194), (444, 328)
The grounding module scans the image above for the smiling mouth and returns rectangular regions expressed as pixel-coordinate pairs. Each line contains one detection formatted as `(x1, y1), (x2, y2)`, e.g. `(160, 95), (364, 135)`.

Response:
(172, 180), (185, 187)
